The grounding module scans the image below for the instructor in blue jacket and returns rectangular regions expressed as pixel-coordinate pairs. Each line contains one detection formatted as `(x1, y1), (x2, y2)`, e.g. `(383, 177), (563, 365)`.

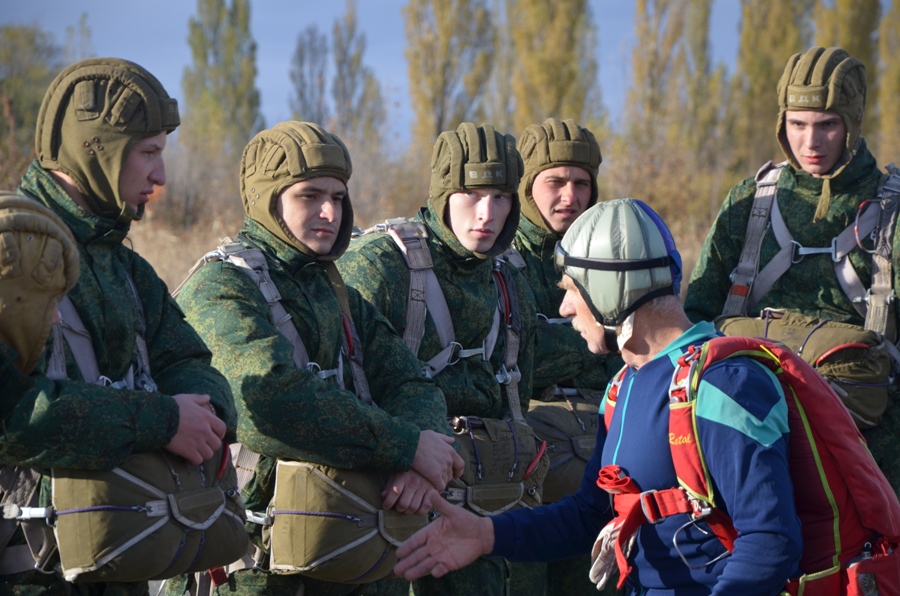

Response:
(393, 198), (802, 596)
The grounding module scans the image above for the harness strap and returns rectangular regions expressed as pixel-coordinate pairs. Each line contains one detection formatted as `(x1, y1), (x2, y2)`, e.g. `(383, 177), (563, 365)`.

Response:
(493, 264), (524, 424)
(379, 219), (493, 376)
(753, 196), (879, 318)
(866, 167), (900, 341)
(387, 221), (436, 357)
(48, 272), (155, 391)
(723, 161), (783, 316)
(596, 464), (738, 588)
(324, 263), (372, 405)
(724, 161), (900, 340)
(0, 466), (44, 575)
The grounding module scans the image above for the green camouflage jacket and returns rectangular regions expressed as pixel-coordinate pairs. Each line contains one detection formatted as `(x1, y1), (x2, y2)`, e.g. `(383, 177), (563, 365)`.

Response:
(513, 215), (623, 396)
(0, 163), (235, 596)
(1, 162), (236, 469)
(684, 141), (894, 327)
(175, 217), (452, 519)
(337, 207), (537, 419)
(0, 342), (33, 422)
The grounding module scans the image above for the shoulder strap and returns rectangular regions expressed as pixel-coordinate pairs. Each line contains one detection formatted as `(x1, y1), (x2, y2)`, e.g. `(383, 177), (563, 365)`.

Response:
(383, 219), (456, 357)
(323, 263), (372, 405)
(181, 240), (314, 373)
(722, 161), (784, 317)
(47, 284), (154, 391)
(493, 261), (524, 424)
(48, 296), (101, 384)
(865, 165), (900, 340)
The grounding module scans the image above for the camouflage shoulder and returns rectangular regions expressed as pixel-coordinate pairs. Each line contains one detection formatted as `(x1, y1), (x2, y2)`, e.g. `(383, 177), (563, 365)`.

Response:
(339, 230), (407, 280)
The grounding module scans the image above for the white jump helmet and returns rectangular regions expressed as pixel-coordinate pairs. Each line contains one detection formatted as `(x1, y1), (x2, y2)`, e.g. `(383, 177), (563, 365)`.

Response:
(555, 198), (682, 328)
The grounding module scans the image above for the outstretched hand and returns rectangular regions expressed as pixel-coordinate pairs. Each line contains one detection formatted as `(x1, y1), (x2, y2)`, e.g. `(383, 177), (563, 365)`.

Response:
(393, 490), (494, 580)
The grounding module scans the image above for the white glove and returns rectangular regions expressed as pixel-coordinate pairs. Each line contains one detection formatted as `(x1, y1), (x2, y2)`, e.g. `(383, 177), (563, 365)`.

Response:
(589, 519), (636, 591)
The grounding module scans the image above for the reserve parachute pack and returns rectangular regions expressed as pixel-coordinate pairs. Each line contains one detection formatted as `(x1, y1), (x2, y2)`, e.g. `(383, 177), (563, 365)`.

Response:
(361, 219), (549, 514)
(176, 239), (426, 585)
(597, 336), (900, 595)
(0, 275), (248, 582)
(502, 244), (602, 503)
(719, 161), (900, 429)
(524, 388), (602, 503)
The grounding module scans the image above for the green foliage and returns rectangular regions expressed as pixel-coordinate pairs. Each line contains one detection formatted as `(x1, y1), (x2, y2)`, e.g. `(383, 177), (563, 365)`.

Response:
(505, 0), (600, 133)
(0, 25), (60, 189)
(813, 0), (880, 140)
(182, 0), (262, 162)
(727, 0), (813, 175)
(170, 0), (263, 227)
(63, 13), (94, 64)
(289, 25), (330, 125)
(403, 0), (495, 152)
(875, 1), (900, 162)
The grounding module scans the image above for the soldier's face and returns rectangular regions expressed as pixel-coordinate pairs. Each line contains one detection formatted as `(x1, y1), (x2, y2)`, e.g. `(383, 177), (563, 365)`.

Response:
(531, 166), (592, 234)
(784, 110), (847, 177)
(558, 274), (608, 354)
(277, 177), (346, 255)
(119, 132), (167, 215)
(445, 188), (512, 253)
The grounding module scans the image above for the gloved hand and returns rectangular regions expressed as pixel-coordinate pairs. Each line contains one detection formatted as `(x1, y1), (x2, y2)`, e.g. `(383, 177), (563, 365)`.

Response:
(589, 519), (636, 590)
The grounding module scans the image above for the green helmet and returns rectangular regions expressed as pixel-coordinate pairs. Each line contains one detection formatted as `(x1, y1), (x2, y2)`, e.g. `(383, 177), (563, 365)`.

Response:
(0, 192), (80, 374)
(35, 58), (180, 224)
(428, 122), (523, 258)
(517, 118), (602, 234)
(241, 121), (354, 260)
(776, 46), (866, 174)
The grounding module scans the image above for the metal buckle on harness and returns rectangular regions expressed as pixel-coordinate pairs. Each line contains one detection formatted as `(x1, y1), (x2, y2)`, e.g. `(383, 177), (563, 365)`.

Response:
(495, 364), (521, 385)
(671, 494), (730, 570)
(790, 238), (839, 264)
(245, 507), (273, 526)
(97, 375), (129, 389)
(135, 371), (158, 393)
(639, 490), (664, 524)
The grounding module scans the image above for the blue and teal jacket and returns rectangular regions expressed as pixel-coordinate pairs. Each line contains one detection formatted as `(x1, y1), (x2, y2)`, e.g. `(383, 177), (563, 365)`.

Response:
(491, 321), (802, 595)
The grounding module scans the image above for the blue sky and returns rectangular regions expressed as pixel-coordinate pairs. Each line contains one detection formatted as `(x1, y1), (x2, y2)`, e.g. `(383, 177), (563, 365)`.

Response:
(0, 1), (742, 143)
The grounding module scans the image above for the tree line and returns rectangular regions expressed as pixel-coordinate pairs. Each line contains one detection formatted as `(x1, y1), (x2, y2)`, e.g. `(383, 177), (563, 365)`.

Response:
(1, 0), (896, 268)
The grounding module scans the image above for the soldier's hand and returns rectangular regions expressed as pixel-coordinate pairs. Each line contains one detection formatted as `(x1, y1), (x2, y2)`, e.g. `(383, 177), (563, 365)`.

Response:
(383, 470), (434, 515)
(394, 490), (493, 580)
(165, 393), (226, 465)
(411, 430), (465, 489)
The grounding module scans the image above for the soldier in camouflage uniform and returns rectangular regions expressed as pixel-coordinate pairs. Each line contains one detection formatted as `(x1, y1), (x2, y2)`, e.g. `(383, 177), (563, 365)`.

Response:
(338, 122), (538, 596)
(0, 58), (236, 594)
(508, 119), (622, 596)
(684, 47), (900, 496)
(0, 192), (79, 417)
(172, 121), (463, 596)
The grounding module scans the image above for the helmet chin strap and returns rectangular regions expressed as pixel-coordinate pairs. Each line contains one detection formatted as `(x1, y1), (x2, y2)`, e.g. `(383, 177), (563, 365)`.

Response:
(602, 326), (620, 354)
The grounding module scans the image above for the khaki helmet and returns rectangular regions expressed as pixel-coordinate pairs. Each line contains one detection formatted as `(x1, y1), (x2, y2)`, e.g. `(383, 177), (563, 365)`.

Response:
(35, 58), (179, 224)
(776, 47), (865, 176)
(517, 118), (602, 234)
(428, 122), (523, 258)
(241, 121), (354, 260)
(0, 192), (80, 373)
